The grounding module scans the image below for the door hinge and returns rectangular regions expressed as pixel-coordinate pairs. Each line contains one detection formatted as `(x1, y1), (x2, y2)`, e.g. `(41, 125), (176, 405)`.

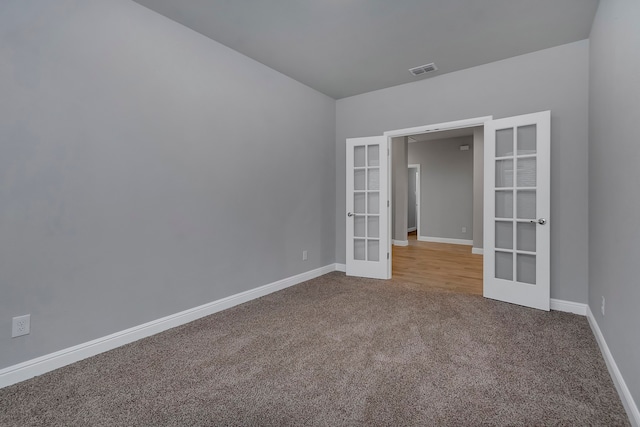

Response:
(387, 252), (390, 259)
(387, 148), (390, 156)
(387, 200), (390, 207)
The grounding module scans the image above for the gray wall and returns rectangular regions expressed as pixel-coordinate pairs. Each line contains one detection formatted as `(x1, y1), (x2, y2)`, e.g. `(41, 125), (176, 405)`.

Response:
(336, 40), (589, 302)
(0, 0), (335, 369)
(408, 137), (474, 242)
(391, 137), (408, 241)
(472, 128), (484, 249)
(588, 0), (640, 411)
(407, 168), (417, 231)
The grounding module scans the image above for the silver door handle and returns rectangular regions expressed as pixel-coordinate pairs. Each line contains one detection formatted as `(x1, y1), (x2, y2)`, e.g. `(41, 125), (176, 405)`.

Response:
(530, 218), (547, 225)
(347, 212), (354, 217)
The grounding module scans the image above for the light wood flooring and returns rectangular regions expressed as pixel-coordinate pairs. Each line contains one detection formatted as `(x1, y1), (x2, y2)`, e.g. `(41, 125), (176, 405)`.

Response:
(392, 231), (483, 295)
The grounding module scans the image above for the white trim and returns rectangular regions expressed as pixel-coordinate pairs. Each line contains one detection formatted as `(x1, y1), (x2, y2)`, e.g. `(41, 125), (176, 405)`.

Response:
(387, 136), (393, 279)
(0, 264), (339, 389)
(408, 163), (420, 238)
(407, 227), (417, 232)
(418, 236), (473, 246)
(384, 116), (493, 138)
(587, 306), (640, 426)
(549, 299), (587, 316)
(335, 263), (346, 272)
(392, 240), (409, 246)
(471, 247), (484, 255)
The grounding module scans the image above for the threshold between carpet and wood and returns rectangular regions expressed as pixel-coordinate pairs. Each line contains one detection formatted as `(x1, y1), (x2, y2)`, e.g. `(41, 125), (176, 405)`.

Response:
(0, 272), (628, 426)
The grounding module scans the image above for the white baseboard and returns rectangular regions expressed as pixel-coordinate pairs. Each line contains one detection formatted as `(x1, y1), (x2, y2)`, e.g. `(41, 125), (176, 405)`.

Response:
(587, 306), (639, 427)
(0, 264), (339, 389)
(418, 236), (473, 246)
(392, 240), (409, 246)
(471, 247), (484, 255)
(407, 227), (417, 232)
(335, 263), (346, 272)
(549, 298), (588, 316)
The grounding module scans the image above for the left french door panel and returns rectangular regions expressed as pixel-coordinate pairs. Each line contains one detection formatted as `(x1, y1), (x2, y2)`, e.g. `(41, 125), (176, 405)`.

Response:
(346, 136), (390, 279)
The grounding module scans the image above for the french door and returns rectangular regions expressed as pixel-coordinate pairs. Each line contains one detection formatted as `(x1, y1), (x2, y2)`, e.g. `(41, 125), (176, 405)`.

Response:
(345, 136), (390, 279)
(484, 111), (551, 310)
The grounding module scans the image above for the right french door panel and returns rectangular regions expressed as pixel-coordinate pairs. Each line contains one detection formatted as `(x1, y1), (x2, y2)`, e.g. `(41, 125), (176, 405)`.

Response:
(484, 111), (551, 311)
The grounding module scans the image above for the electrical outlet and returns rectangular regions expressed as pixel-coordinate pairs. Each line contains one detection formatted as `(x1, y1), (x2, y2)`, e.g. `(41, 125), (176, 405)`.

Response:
(302, 250), (308, 261)
(462, 227), (467, 233)
(601, 296), (605, 316)
(12, 314), (30, 338)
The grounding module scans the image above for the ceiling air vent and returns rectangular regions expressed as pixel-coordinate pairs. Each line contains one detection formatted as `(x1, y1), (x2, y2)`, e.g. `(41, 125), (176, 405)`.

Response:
(409, 63), (437, 77)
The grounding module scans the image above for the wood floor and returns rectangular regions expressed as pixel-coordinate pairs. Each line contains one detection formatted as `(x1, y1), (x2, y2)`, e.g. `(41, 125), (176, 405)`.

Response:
(392, 231), (483, 295)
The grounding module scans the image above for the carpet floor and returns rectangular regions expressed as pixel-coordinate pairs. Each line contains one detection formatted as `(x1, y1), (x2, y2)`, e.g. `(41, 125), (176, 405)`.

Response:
(0, 272), (630, 426)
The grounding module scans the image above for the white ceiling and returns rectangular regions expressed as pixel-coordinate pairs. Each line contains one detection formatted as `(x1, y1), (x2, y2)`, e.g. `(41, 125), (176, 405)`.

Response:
(132, 0), (599, 99)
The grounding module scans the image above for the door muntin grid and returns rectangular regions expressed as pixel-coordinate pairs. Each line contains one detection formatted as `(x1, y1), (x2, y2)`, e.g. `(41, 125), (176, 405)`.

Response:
(353, 144), (381, 261)
(494, 124), (537, 285)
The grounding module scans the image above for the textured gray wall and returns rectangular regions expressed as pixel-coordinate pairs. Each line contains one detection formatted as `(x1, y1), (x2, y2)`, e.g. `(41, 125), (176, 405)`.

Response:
(588, 0), (640, 411)
(0, 0), (335, 369)
(472, 128), (484, 249)
(408, 137), (474, 241)
(391, 138), (408, 242)
(336, 40), (589, 302)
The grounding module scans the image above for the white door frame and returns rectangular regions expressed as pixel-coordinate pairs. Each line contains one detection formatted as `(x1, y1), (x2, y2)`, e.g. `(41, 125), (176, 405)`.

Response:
(407, 164), (420, 235)
(384, 116), (493, 139)
(383, 115), (493, 282)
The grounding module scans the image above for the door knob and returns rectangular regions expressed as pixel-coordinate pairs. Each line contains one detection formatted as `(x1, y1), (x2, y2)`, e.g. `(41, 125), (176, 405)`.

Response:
(530, 218), (547, 225)
(347, 212), (354, 217)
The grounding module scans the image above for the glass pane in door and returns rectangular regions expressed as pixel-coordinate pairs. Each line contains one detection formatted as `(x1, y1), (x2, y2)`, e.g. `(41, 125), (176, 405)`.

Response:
(367, 216), (379, 238)
(367, 240), (379, 261)
(354, 146), (366, 167)
(517, 254), (536, 284)
(368, 193), (379, 214)
(516, 190), (536, 219)
(517, 223), (536, 252)
(517, 125), (537, 155)
(495, 191), (513, 218)
(354, 216), (366, 237)
(496, 128), (514, 157)
(354, 193), (366, 214)
(496, 252), (513, 280)
(495, 222), (513, 249)
(354, 170), (366, 191)
(368, 168), (380, 190)
(517, 158), (536, 186)
(354, 239), (366, 261)
(496, 159), (514, 187)
(368, 145), (379, 166)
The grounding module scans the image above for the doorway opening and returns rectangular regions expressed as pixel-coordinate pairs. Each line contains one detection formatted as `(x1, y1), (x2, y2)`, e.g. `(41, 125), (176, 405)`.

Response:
(346, 111), (550, 310)
(390, 126), (484, 295)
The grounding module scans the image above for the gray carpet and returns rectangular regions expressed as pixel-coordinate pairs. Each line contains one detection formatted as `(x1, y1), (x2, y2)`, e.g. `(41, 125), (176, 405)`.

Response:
(0, 272), (630, 426)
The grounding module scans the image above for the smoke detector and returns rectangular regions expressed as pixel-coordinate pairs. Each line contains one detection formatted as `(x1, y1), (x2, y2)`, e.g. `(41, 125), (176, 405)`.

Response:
(409, 63), (438, 77)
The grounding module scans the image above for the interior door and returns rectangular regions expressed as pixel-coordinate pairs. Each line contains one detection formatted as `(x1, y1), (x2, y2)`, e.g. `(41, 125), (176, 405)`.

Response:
(484, 111), (551, 310)
(346, 136), (389, 279)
